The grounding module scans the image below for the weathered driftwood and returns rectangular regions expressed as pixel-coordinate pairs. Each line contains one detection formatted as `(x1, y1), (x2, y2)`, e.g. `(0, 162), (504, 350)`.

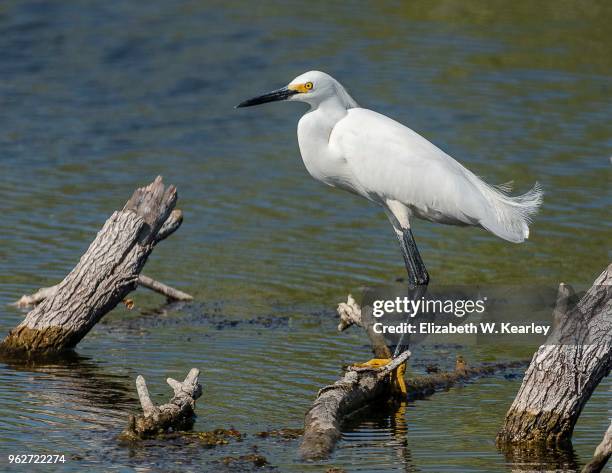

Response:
(298, 294), (402, 460)
(497, 264), (612, 446)
(1, 176), (187, 356)
(299, 350), (411, 460)
(582, 421), (611, 473)
(299, 294), (532, 460)
(12, 273), (192, 309)
(299, 352), (527, 460)
(120, 368), (202, 440)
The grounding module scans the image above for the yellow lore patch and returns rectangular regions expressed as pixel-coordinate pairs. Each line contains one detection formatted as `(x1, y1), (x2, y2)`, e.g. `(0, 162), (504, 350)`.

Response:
(288, 82), (313, 93)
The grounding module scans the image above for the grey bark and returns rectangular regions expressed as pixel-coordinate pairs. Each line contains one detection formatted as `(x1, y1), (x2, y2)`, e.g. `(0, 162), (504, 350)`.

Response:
(120, 368), (203, 440)
(297, 296), (406, 460)
(497, 264), (612, 445)
(582, 421), (611, 473)
(299, 350), (411, 460)
(303, 285), (586, 461)
(1, 176), (185, 356)
(303, 293), (523, 460)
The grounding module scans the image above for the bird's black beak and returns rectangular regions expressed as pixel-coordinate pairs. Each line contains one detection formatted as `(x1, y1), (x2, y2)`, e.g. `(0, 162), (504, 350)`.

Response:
(236, 86), (298, 108)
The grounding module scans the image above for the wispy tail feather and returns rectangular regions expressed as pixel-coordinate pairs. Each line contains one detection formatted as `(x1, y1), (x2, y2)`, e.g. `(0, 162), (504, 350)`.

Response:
(475, 180), (544, 243)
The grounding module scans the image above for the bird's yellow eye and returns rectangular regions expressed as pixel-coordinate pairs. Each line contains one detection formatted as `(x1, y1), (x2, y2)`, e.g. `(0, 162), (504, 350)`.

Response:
(305, 81), (313, 90)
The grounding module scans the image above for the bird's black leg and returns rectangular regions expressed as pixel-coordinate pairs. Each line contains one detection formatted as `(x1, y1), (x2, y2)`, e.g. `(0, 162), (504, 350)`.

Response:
(396, 228), (429, 287)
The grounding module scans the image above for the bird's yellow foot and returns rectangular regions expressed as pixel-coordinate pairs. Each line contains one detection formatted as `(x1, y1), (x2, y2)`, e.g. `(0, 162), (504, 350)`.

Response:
(351, 358), (407, 397)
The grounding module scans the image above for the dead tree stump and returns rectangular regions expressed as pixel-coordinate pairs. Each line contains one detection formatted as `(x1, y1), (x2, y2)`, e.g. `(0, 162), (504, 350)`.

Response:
(1, 176), (186, 357)
(497, 264), (612, 446)
(120, 368), (203, 440)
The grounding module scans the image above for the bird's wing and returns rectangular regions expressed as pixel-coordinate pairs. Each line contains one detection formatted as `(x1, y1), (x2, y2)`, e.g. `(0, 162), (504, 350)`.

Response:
(329, 108), (542, 242)
(330, 108), (486, 225)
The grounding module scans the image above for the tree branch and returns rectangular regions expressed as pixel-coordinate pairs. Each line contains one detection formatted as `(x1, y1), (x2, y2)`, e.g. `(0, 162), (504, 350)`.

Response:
(121, 368), (203, 440)
(582, 421), (611, 473)
(137, 275), (193, 301)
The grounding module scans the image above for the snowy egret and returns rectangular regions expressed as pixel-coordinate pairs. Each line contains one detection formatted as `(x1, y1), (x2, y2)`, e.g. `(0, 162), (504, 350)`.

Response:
(238, 71), (543, 288)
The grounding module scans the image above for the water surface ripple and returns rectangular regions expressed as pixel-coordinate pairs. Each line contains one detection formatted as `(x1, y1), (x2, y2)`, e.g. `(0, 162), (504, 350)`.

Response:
(0, 1), (610, 471)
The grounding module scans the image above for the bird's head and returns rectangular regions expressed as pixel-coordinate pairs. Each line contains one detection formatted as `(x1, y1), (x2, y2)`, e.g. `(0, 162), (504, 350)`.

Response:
(236, 71), (357, 109)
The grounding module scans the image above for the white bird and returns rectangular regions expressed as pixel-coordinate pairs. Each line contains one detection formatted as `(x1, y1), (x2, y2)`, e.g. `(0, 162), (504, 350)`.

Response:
(237, 71), (543, 288)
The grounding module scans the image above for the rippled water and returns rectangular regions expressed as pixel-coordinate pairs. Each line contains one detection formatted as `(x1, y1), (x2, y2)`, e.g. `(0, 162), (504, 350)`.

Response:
(0, 1), (610, 471)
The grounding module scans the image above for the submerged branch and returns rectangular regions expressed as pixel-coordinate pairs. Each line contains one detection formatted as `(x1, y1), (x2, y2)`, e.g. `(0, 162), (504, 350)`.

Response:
(137, 275), (193, 301)
(12, 274), (192, 309)
(121, 368), (203, 440)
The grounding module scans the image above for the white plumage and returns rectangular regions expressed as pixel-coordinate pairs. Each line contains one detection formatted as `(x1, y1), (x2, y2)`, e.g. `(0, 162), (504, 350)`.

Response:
(293, 71), (542, 243)
(238, 70), (543, 285)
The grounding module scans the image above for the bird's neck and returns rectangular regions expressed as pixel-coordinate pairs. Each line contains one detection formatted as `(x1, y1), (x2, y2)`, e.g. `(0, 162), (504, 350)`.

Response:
(309, 96), (349, 124)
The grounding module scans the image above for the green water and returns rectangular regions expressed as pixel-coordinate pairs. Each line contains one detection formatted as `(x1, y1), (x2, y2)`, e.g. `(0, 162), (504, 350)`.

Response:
(0, 1), (610, 471)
